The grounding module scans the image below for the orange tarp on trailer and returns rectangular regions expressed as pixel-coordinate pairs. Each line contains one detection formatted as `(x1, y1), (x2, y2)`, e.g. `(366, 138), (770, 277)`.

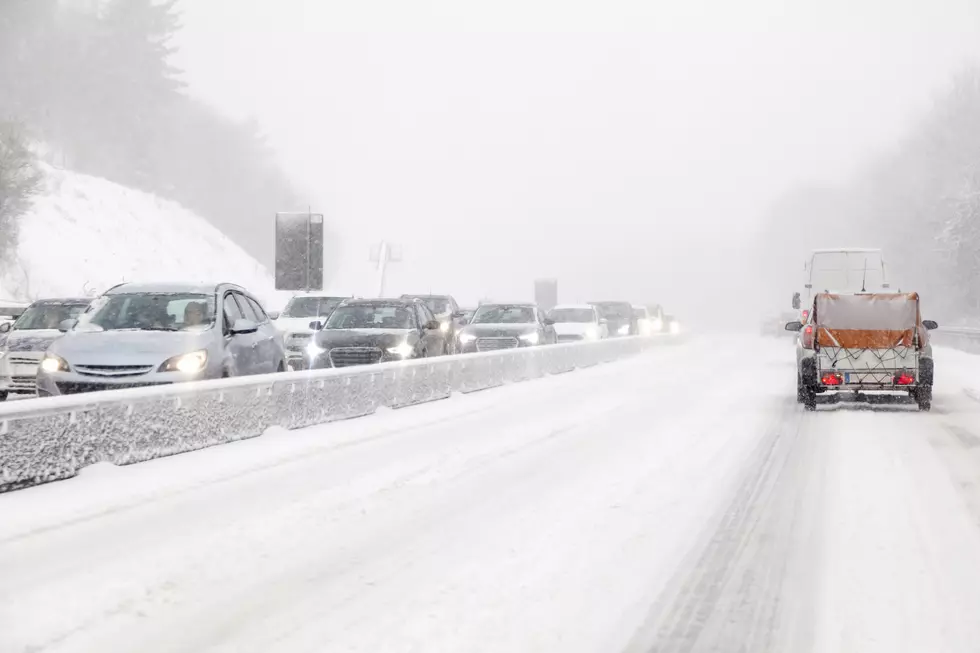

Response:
(814, 292), (919, 349)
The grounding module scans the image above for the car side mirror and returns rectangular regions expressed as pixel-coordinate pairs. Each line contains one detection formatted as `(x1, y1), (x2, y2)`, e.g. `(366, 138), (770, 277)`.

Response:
(267, 311), (280, 320)
(425, 319), (441, 330)
(230, 318), (259, 335)
(599, 318), (608, 325)
(543, 318), (555, 326)
(0, 322), (11, 334)
(309, 320), (324, 331)
(784, 321), (803, 332)
(58, 318), (77, 333)
(923, 320), (938, 331)
(452, 311), (465, 318)
(792, 292), (801, 310)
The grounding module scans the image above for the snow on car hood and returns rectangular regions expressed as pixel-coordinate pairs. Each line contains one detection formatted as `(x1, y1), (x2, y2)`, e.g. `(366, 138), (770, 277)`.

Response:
(3, 329), (65, 353)
(553, 323), (593, 337)
(274, 317), (320, 334)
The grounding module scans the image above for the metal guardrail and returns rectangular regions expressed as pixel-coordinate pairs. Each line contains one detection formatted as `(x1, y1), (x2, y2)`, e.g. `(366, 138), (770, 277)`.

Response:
(0, 335), (679, 492)
(932, 326), (980, 354)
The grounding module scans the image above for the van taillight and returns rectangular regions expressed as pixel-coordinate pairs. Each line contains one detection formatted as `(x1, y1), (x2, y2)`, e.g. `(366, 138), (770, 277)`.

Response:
(802, 325), (814, 349)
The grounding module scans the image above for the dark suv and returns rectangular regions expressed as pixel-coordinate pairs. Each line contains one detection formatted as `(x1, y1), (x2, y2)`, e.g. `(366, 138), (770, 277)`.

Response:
(589, 301), (638, 337)
(309, 298), (448, 368)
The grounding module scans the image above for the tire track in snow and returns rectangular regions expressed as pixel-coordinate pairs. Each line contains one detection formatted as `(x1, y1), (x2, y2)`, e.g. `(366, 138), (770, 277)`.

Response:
(624, 396), (817, 653)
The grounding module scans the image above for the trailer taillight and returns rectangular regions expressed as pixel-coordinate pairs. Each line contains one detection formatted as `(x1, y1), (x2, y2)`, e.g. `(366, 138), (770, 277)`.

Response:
(895, 372), (915, 386)
(821, 372), (842, 386)
(802, 324), (815, 349)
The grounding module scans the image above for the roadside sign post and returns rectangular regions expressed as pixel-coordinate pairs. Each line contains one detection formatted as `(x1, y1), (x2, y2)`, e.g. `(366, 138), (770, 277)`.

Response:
(369, 241), (402, 297)
(275, 212), (325, 292)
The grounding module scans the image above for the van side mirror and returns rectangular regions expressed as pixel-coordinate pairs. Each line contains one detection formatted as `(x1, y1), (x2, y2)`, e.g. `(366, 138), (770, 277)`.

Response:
(923, 320), (938, 331)
(544, 318), (555, 326)
(309, 320), (324, 331)
(791, 292), (801, 310)
(58, 318), (77, 333)
(425, 320), (441, 330)
(784, 321), (803, 332)
(0, 322), (11, 334)
(267, 311), (280, 320)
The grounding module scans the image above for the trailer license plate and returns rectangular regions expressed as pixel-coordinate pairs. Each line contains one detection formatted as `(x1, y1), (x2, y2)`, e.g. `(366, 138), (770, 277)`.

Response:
(844, 372), (851, 384)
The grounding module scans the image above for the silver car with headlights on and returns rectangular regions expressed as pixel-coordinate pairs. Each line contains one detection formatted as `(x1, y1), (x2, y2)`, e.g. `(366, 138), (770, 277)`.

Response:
(36, 282), (285, 396)
(457, 303), (557, 353)
(0, 298), (92, 400)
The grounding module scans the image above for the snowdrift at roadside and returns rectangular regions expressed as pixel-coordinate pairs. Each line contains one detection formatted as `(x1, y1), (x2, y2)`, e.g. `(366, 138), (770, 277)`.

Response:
(2, 165), (289, 307)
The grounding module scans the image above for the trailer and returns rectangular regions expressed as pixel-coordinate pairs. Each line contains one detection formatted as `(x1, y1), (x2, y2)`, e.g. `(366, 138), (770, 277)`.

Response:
(791, 292), (938, 411)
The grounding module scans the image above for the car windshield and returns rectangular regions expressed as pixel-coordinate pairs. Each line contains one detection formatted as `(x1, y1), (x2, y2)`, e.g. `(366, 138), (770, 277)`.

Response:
(472, 306), (535, 324)
(423, 298), (451, 315)
(86, 293), (216, 331)
(13, 303), (89, 330)
(594, 303), (631, 319)
(550, 308), (594, 323)
(283, 297), (344, 318)
(325, 305), (415, 329)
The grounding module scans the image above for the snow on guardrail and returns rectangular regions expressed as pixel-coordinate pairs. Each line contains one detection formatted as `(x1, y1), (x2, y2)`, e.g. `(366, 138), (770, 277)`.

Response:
(0, 335), (680, 492)
(931, 326), (980, 355)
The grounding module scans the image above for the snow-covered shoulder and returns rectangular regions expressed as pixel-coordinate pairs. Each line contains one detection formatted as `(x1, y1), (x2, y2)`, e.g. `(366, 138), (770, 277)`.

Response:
(3, 165), (287, 307)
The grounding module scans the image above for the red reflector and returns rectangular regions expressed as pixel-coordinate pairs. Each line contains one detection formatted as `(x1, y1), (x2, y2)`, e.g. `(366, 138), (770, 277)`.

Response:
(821, 373), (842, 386)
(802, 309), (810, 321)
(804, 325), (813, 335)
(895, 372), (915, 385)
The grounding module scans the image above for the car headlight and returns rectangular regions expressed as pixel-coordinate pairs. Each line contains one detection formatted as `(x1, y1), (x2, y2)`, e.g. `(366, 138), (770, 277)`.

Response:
(585, 326), (599, 340)
(40, 353), (71, 373)
(439, 320), (451, 333)
(305, 341), (325, 358)
(520, 332), (540, 345)
(617, 324), (631, 336)
(459, 332), (476, 343)
(386, 342), (414, 357)
(159, 350), (208, 374)
(652, 318), (664, 331)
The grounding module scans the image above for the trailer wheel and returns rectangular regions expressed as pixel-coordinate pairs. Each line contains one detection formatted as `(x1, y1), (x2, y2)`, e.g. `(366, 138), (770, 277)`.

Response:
(802, 386), (817, 411)
(915, 386), (932, 412)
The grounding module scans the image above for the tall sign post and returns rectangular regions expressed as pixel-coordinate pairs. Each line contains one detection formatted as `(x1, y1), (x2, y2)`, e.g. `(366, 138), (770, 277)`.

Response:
(275, 211), (324, 291)
(369, 241), (402, 297)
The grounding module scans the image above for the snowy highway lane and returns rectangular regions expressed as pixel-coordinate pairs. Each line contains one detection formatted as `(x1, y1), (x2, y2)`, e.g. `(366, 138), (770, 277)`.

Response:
(4, 337), (980, 653)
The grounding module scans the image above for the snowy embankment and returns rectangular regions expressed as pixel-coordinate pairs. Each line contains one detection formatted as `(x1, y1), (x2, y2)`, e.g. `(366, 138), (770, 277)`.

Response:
(1, 165), (287, 307)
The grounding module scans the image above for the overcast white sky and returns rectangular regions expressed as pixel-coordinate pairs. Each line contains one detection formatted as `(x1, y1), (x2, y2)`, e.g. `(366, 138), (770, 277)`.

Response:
(174, 0), (980, 319)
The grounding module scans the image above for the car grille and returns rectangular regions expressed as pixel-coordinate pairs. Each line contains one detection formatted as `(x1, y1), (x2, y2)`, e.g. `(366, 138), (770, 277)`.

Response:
(557, 334), (584, 342)
(8, 355), (40, 366)
(328, 347), (383, 368)
(286, 333), (312, 352)
(55, 381), (170, 395)
(476, 337), (519, 352)
(11, 375), (37, 391)
(74, 364), (155, 377)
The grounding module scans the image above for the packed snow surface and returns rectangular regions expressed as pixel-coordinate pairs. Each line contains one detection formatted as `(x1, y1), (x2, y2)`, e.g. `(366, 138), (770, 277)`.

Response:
(3, 337), (980, 652)
(2, 165), (286, 306)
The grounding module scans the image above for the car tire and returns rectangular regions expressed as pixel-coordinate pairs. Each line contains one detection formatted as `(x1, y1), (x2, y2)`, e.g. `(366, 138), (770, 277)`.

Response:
(276, 361), (285, 373)
(0, 391), (6, 402)
(915, 385), (933, 411)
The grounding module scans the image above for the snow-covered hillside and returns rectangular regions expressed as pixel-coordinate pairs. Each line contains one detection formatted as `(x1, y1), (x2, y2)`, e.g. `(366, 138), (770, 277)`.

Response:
(1, 165), (289, 308)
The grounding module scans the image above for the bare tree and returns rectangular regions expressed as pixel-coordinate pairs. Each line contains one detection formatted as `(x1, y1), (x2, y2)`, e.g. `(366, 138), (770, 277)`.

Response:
(0, 121), (43, 267)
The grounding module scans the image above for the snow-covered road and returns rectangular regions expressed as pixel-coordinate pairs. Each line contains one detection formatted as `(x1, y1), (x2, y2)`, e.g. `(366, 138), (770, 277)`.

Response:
(3, 336), (980, 653)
